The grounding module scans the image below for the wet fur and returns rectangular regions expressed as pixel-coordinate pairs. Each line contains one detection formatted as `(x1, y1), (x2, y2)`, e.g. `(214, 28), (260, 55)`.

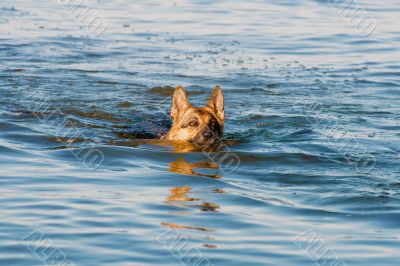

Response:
(163, 85), (224, 147)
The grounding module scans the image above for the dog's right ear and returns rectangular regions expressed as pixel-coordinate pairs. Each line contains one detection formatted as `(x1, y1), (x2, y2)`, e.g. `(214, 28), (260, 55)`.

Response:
(171, 85), (191, 121)
(208, 85), (224, 122)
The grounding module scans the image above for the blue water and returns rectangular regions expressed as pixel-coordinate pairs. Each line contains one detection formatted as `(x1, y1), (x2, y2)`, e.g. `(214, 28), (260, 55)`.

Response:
(1, 0), (399, 265)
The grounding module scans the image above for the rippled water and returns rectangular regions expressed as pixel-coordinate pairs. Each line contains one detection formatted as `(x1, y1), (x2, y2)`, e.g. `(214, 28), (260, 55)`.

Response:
(1, 0), (400, 265)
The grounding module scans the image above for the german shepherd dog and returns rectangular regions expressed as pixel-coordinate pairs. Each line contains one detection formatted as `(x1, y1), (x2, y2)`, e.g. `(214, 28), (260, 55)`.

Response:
(163, 85), (224, 148)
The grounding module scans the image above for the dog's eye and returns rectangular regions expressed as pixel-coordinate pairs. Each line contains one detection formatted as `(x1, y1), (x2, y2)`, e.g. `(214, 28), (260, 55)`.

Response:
(209, 119), (216, 128)
(189, 120), (199, 127)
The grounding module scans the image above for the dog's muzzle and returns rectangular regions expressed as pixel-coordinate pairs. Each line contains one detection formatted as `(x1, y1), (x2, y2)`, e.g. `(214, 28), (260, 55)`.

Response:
(191, 129), (217, 147)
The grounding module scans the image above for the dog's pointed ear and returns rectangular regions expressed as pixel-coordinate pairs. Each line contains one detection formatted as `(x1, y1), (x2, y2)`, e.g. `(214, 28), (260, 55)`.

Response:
(208, 85), (224, 122)
(171, 85), (191, 120)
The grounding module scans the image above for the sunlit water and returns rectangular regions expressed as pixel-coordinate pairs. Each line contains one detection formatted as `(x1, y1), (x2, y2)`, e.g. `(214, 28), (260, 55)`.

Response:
(1, 0), (400, 265)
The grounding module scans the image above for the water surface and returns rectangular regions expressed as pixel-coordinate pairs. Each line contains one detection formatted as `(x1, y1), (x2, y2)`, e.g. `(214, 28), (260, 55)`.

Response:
(1, 0), (399, 265)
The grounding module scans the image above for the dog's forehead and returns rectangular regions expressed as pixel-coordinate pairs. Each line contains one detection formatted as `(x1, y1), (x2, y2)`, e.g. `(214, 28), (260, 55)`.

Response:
(186, 107), (215, 121)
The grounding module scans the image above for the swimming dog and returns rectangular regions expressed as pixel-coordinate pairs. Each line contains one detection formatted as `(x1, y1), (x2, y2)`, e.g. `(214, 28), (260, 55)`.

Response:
(163, 85), (224, 148)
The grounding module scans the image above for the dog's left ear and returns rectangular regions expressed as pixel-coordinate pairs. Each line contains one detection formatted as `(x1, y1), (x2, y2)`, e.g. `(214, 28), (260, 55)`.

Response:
(171, 85), (191, 121)
(208, 85), (224, 122)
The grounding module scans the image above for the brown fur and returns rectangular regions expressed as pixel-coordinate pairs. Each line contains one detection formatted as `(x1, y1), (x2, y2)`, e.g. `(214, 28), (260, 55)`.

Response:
(163, 85), (224, 147)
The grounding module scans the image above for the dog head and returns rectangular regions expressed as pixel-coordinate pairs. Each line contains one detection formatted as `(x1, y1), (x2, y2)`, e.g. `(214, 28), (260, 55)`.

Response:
(166, 85), (224, 147)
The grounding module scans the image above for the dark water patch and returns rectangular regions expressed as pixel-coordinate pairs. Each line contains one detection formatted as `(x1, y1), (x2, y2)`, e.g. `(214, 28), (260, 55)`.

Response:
(62, 108), (122, 123)
(65, 118), (106, 129)
(149, 86), (175, 96)
(116, 101), (133, 108)
(0, 6), (19, 12)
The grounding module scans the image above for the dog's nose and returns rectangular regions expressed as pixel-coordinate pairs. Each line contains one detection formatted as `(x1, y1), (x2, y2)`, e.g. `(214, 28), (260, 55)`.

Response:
(203, 130), (213, 139)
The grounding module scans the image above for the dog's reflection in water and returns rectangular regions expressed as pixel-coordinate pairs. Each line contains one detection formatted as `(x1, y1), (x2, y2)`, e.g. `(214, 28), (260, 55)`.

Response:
(165, 185), (221, 213)
(169, 157), (221, 179)
(167, 157), (221, 212)
(160, 157), (223, 248)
